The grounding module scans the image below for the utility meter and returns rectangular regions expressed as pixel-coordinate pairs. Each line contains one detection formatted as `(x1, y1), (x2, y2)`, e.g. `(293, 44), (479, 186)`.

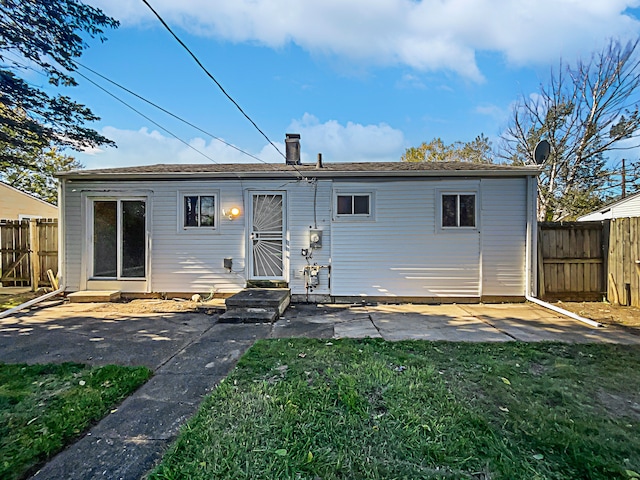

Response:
(309, 229), (322, 249)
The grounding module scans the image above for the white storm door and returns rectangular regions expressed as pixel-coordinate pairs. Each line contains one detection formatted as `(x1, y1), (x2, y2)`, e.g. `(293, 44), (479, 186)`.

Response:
(249, 193), (285, 279)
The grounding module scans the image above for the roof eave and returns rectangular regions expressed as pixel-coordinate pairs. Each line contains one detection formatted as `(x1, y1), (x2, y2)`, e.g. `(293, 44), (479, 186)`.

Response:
(57, 167), (540, 181)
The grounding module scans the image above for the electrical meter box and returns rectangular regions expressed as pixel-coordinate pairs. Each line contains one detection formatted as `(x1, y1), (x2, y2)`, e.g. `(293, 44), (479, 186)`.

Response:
(309, 229), (322, 248)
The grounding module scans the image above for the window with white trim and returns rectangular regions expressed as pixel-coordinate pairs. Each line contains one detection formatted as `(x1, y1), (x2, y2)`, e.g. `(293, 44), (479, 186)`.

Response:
(182, 194), (217, 228)
(336, 194), (371, 216)
(441, 193), (476, 228)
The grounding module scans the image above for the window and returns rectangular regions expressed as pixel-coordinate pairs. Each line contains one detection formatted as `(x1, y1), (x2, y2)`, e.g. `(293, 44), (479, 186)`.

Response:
(93, 199), (146, 278)
(337, 194), (371, 215)
(442, 193), (476, 228)
(183, 194), (216, 228)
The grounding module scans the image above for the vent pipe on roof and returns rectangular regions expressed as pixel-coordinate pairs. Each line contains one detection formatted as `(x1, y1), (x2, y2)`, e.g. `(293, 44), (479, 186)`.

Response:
(285, 133), (301, 165)
(316, 153), (323, 169)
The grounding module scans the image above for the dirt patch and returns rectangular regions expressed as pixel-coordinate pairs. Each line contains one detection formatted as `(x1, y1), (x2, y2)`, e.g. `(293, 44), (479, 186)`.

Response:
(596, 390), (640, 420)
(555, 301), (640, 328)
(0, 292), (225, 315)
(88, 298), (225, 314)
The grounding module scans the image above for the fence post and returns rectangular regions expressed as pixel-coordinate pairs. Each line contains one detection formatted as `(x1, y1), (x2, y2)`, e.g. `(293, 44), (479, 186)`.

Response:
(602, 219), (609, 302)
(29, 219), (40, 291)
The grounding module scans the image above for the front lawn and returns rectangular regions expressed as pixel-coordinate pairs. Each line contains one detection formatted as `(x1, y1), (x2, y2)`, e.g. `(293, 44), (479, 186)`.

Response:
(0, 362), (152, 480)
(151, 339), (640, 480)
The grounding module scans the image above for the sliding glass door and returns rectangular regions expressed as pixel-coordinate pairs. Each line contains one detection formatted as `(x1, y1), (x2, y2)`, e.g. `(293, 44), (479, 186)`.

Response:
(92, 199), (146, 279)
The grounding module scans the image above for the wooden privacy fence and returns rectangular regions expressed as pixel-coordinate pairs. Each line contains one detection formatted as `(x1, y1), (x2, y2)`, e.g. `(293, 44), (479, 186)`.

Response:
(0, 218), (58, 289)
(538, 221), (607, 302)
(538, 218), (640, 306)
(608, 217), (640, 307)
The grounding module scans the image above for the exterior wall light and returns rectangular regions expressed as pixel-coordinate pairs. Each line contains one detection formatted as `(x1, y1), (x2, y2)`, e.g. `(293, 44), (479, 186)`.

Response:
(223, 207), (240, 220)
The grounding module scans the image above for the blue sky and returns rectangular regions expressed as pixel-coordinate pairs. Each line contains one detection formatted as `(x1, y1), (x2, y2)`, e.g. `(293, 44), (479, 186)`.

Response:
(55, 0), (640, 169)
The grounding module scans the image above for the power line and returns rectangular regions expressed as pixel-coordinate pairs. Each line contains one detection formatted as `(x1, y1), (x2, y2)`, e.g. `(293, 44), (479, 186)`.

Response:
(5, 53), (221, 165)
(141, 0), (286, 161)
(76, 62), (269, 164)
(75, 69), (221, 165)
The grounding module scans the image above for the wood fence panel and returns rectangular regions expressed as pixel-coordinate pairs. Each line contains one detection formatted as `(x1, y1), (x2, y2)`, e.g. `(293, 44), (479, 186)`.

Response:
(0, 218), (58, 288)
(608, 217), (640, 306)
(538, 222), (605, 301)
(37, 218), (58, 285)
(0, 220), (30, 287)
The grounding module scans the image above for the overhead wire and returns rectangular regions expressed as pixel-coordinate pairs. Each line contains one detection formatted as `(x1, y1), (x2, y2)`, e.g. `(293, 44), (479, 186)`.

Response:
(5, 52), (222, 166)
(140, 0), (285, 159)
(140, 0), (306, 180)
(75, 69), (221, 165)
(9, 51), (307, 191)
(76, 61), (270, 165)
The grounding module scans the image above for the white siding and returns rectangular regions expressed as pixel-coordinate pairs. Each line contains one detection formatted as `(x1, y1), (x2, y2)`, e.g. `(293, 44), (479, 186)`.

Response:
(61, 178), (332, 295)
(578, 192), (640, 221)
(61, 175), (529, 298)
(330, 179), (481, 297)
(480, 178), (527, 296)
(612, 195), (640, 218)
(287, 180), (332, 295)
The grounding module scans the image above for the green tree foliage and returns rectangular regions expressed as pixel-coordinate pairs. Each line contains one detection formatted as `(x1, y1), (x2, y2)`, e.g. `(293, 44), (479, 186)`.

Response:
(0, 0), (118, 161)
(1, 146), (81, 205)
(500, 39), (640, 221)
(402, 134), (494, 163)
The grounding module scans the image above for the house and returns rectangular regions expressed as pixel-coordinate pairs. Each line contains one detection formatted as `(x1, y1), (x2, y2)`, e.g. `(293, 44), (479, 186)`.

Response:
(577, 190), (640, 221)
(56, 139), (539, 302)
(0, 181), (58, 220)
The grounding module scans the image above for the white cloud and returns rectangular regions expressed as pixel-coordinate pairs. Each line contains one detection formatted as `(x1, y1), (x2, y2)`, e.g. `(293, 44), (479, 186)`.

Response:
(87, 0), (640, 81)
(288, 113), (405, 162)
(74, 116), (406, 169)
(75, 126), (270, 169)
(475, 103), (510, 123)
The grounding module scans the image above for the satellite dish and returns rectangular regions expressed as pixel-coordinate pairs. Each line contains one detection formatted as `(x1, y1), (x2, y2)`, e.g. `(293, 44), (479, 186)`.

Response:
(534, 140), (551, 164)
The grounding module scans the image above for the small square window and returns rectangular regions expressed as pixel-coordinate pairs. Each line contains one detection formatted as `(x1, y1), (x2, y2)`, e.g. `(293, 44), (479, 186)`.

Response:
(441, 193), (476, 228)
(183, 195), (216, 228)
(336, 194), (371, 216)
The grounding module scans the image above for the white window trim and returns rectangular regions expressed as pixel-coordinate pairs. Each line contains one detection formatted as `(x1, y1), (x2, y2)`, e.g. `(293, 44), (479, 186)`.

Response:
(178, 191), (220, 232)
(437, 190), (479, 232)
(332, 190), (375, 222)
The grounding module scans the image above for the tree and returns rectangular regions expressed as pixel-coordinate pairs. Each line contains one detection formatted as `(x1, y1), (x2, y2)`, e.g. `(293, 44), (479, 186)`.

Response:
(0, 0), (118, 161)
(1, 146), (82, 204)
(402, 135), (494, 163)
(500, 39), (640, 221)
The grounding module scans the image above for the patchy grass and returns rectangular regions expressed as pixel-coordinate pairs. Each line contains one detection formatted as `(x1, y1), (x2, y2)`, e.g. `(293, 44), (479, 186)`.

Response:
(150, 340), (640, 480)
(0, 292), (40, 311)
(0, 362), (152, 480)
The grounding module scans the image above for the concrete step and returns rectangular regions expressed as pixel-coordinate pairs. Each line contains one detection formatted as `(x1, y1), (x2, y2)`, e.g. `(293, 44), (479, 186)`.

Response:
(219, 307), (278, 324)
(67, 290), (121, 303)
(225, 288), (291, 316)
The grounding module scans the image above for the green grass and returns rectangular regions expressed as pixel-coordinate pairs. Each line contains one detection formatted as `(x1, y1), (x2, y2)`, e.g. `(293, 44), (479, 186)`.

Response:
(0, 362), (152, 480)
(150, 340), (640, 480)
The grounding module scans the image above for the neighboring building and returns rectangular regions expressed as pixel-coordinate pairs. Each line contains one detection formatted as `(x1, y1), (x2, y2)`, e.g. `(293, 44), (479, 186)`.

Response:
(0, 181), (58, 220)
(56, 145), (539, 302)
(577, 191), (640, 221)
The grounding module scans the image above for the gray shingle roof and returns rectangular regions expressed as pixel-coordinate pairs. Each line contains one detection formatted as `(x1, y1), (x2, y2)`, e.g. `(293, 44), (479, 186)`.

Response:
(58, 161), (538, 179)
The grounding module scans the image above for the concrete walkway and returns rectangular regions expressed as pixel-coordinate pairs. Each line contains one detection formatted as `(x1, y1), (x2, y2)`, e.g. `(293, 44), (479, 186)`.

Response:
(274, 302), (640, 344)
(0, 301), (637, 479)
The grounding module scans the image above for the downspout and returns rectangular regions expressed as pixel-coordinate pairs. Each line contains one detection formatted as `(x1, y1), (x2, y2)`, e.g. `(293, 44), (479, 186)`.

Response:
(0, 287), (65, 320)
(524, 175), (603, 328)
